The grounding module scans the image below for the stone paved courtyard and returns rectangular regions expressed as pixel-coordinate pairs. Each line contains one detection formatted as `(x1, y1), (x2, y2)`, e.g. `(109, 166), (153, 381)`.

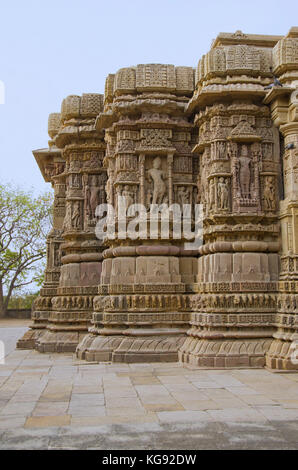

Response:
(0, 320), (298, 450)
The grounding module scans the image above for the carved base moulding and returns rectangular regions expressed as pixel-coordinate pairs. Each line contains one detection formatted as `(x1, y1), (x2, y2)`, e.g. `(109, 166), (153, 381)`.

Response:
(266, 338), (298, 370)
(76, 334), (186, 363)
(179, 337), (274, 368)
(16, 301), (52, 350)
(76, 304), (190, 363)
(34, 307), (93, 353)
(35, 331), (88, 353)
(16, 329), (46, 350)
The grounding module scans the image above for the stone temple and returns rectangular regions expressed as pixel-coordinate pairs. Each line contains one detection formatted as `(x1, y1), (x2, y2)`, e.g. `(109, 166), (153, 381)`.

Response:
(18, 28), (298, 370)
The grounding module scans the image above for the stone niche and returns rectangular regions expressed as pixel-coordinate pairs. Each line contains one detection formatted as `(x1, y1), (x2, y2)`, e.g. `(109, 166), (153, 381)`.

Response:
(19, 28), (298, 370)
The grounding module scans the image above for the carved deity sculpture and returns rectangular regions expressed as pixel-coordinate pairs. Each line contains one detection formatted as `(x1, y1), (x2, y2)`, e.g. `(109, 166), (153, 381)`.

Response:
(178, 186), (191, 206)
(63, 203), (72, 230)
(263, 176), (275, 211)
(89, 175), (100, 219)
(54, 162), (64, 175)
(72, 174), (80, 188)
(122, 185), (134, 210)
(45, 165), (55, 179)
(238, 145), (251, 198)
(148, 157), (166, 205)
(71, 201), (81, 228)
(218, 142), (226, 159)
(217, 177), (229, 210)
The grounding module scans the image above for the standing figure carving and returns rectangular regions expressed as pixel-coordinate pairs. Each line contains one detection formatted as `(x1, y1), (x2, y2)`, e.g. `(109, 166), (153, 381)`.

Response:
(217, 177), (229, 210)
(263, 176), (275, 210)
(148, 157), (166, 205)
(122, 185), (134, 210)
(71, 201), (81, 228)
(89, 175), (100, 219)
(178, 186), (190, 206)
(63, 203), (72, 230)
(218, 142), (226, 159)
(238, 145), (251, 198)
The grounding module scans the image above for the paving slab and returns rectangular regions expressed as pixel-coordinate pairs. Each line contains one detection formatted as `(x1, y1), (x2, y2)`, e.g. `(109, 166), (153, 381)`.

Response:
(0, 401), (37, 416)
(70, 393), (105, 406)
(32, 401), (69, 416)
(0, 415), (27, 429)
(68, 404), (106, 417)
(157, 410), (213, 423)
(207, 407), (268, 422)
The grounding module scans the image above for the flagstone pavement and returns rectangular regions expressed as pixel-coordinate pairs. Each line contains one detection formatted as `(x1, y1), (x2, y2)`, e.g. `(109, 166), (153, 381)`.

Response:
(0, 320), (298, 450)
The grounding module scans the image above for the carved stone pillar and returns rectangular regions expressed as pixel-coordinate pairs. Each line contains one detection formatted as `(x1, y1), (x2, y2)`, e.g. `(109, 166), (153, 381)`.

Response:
(179, 32), (281, 367)
(17, 113), (65, 349)
(77, 65), (198, 362)
(263, 28), (298, 369)
(35, 94), (107, 353)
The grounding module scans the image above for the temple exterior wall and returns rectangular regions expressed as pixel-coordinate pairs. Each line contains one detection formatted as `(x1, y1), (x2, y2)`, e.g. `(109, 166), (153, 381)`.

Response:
(18, 28), (298, 370)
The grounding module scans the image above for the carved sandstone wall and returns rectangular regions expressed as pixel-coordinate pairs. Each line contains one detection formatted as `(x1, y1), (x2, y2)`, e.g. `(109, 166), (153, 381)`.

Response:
(18, 28), (298, 369)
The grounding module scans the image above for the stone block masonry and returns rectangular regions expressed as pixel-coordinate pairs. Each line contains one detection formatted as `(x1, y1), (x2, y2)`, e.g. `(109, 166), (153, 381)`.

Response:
(17, 28), (298, 370)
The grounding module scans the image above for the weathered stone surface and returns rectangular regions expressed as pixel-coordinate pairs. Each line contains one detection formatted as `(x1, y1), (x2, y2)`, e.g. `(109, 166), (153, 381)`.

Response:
(18, 95), (107, 353)
(19, 28), (298, 369)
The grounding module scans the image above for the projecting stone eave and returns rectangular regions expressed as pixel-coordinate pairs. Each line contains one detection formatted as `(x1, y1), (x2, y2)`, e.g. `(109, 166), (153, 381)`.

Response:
(263, 86), (294, 105)
(211, 30), (283, 49)
(33, 147), (61, 183)
(186, 85), (267, 116)
(95, 111), (117, 132)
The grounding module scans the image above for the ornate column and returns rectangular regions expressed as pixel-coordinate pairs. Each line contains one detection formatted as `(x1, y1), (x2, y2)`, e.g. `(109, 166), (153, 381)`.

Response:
(179, 31), (282, 367)
(35, 94), (107, 353)
(264, 27), (298, 369)
(77, 65), (199, 362)
(17, 113), (65, 349)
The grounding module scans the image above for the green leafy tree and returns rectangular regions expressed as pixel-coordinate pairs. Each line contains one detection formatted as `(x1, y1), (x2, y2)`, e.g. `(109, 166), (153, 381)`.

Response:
(8, 291), (39, 309)
(0, 184), (53, 317)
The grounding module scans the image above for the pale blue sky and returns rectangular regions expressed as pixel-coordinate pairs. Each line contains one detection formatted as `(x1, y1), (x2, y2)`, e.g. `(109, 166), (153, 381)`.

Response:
(1, 0), (297, 194)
